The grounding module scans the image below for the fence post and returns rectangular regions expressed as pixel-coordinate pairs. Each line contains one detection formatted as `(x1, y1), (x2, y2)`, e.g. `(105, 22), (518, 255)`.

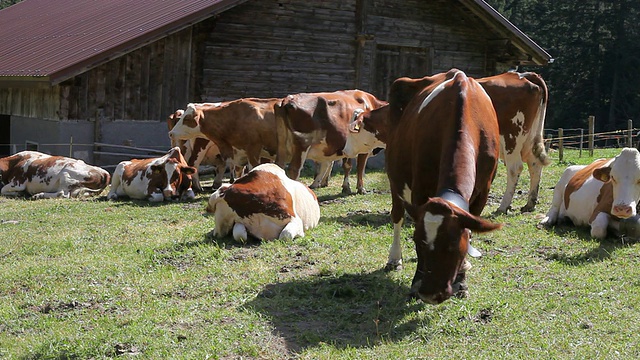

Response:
(558, 128), (564, 162)
(579, 128), (584, 158)
(628, 119), (633, 147)
(545, 134), (552, 153)
(588, 116), (595, 156)
(69, 136), (73, 158)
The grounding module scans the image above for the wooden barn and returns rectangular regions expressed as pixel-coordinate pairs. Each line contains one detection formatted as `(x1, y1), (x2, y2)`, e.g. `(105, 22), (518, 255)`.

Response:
(0, 0), (551, 167)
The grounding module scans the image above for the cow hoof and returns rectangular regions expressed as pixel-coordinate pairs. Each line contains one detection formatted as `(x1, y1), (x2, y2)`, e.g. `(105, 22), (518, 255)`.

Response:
(453, 282), (469, 299)
(341, 187), (352, 195)
(357, 188), (367, 195)
(212, 181), (223, 190)
(384, 261), (403, 272)
(520, 203), (536, 213)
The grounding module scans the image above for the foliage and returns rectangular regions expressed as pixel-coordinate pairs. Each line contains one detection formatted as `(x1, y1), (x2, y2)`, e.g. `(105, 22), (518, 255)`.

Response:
(487, 0), (640, 131)
(1, 148), (640, 358)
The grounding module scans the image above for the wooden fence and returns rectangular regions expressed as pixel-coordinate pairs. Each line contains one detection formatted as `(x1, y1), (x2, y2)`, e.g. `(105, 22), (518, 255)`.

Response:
(545, 117), (637, 161)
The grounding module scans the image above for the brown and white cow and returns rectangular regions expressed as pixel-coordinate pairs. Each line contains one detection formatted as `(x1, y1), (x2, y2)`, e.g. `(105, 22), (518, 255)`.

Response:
(168, 98), (283, 171)
(0, 151), (110, 199)
(206, 163), (320, 241)
(167, 107), (229, 190)
(107, 147), (196, 202)
(540, 148), (640, 239)
(477, 71), (550, 213)
(384, 69), (502, 304)
(274, 90), (387, 194)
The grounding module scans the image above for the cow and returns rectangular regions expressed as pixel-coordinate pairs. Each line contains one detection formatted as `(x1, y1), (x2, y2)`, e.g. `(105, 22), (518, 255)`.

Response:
(167, 108), (228, 191)
(274, 90), (388, 194)
(477, 71), (550, 213)
(107, 147), (196, 202)
(540, 148), (640, 239)
(0, 151), (110, 199)
(206, 163), (320, 241)
(384, 69), (502, 304)
(168, 98), (283, 172)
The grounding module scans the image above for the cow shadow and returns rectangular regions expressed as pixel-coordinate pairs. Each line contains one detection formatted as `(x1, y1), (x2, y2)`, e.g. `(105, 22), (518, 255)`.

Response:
(243, 269), (426, 353)
(323, 210), (393, 227)
(539, 224), (635, 265)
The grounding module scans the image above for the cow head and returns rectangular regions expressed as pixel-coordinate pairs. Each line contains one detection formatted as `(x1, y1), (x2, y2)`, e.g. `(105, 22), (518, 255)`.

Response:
(168, 103), (205, 142)
(592, 147), (640, 219)
(351, 105), (391, 144)
(167, 109), (185, 148)
(148, 147), (197, 201)
(411, 197), (501, 304)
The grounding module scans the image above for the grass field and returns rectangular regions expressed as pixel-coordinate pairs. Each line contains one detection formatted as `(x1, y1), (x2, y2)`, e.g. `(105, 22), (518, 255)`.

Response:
(1, 148), (639, 359)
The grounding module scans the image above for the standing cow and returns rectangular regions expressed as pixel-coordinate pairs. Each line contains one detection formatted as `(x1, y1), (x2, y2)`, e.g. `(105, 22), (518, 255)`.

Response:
(274, 90), (387, 194)
(0, 151), (110, 199)
(107, 147), (196, 202)
(168, 98), (283, 171)
(384, 69), (502, 304)
(206, 163), (320, 241)
(477, 71), (550, 213)
(541, 148), (640, 239)
(167, 108), (229, 190)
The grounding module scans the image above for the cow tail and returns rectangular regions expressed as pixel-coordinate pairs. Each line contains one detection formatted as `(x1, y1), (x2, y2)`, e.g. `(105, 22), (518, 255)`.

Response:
(274, 99), (291, 169)
(524, 72), (551, 166)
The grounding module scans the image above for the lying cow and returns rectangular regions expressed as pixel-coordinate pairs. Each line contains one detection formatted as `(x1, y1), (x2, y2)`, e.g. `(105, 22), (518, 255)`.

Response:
(540, 148), (640, 239)
(384, 69), (502, 304)
(206, 163), (320, 241)
(274, 90), (387, 193)
(0, 151), (110, 199)
(107, 147), (196, 202)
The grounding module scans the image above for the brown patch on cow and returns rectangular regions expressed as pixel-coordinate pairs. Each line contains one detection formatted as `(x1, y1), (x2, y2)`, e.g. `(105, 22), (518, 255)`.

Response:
(589, 181), (614, 223)
(220, 170), (295, 220)
(564, 158), (610, 209)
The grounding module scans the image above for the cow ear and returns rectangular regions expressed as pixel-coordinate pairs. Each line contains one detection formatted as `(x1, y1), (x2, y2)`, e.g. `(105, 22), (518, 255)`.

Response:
(592, 166), (611, 182)
(349, 119), (362, 133)
(181, 166), (197, 175)
(150, 165), (164, 174)
(454, 208), (502, 233)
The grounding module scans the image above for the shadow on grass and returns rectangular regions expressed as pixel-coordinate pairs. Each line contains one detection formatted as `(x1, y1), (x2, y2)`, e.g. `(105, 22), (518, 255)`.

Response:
(540, 224), (632, 265)
(244, 269), (427, 353)
(323, 210), (392, 227)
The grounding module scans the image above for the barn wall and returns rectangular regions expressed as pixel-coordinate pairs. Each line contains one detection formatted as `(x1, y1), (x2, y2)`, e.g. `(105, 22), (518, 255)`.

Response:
(198, 0), (499, 102)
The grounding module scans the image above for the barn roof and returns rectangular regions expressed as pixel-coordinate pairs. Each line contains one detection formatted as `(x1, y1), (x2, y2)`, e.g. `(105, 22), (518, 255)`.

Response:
(0, 0), (249, 86)
(0, 0), (551, 87)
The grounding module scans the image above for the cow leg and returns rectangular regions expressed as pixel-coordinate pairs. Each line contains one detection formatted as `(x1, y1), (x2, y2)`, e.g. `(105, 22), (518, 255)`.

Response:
(496, 154), (523, 214)
(385, 196), (405, 271)
(355, 153), (369, 194)
(521, 160), (544, 212)
(280, 217), (305, 240)
(320, 161), (331, 187)
(31, 190), (68, 200)
(310, 161), (332, 189)
(341, 158), (353, 194)
(286, 147), (306, 180)
(590, 212), (611, 239)
(1, 183), (27, 197)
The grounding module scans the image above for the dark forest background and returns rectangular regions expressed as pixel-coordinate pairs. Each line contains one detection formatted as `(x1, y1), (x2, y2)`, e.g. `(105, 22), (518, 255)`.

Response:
(1, 0), (639, 131)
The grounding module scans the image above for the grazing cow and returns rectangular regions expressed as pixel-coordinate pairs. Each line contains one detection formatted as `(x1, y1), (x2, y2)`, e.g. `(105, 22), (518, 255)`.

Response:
(0, 151), (110, 199)
(274, 90), (388, 194)
(206, 163), (320, 241)
(167, 108), (228, 190)
(168, 98), (283, 171)
(477, 71), (550, 213)
(384, 69), (502, 304)
(107, 147), (196, 202)
(540, 148), (640, 239)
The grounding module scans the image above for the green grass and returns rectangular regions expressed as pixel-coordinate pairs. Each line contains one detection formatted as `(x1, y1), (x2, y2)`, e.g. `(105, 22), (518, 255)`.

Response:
(1, 148), (639, 359)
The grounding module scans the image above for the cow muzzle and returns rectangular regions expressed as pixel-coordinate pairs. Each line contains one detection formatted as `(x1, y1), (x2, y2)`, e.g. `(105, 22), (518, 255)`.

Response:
(418, 285), (453, 305)
(612, 204), (635, 219)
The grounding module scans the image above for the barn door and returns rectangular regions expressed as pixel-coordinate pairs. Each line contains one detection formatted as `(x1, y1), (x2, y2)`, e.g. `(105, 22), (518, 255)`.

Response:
(373, 45), (432, 101)
(0, 115), (9, 156)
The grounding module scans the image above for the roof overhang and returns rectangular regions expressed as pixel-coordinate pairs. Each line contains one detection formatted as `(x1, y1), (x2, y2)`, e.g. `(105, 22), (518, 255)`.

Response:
(460, 0), (553, 66)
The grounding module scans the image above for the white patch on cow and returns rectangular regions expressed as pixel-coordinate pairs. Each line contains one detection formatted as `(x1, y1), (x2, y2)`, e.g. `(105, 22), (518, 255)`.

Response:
(423, 212), (444, 250)
(233, 223), (248, 242)
(608, 148), (640, 218)
(168, 104), (203, 140)
(418, 70), (463, 113)
(401, 184), (412, 204)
